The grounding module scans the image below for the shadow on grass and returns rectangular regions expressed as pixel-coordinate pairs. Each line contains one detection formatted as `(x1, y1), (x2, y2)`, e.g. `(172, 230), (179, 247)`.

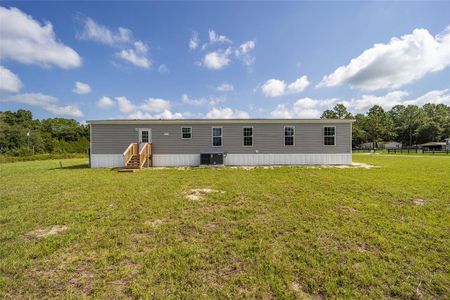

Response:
(49, 163), (89, 170)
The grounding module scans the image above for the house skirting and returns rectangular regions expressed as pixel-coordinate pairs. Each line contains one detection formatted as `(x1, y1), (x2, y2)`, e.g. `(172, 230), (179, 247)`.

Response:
(90, 153), (352, 168)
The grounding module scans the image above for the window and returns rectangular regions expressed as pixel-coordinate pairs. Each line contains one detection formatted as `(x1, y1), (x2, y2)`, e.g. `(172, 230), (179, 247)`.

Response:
(284, 126), (295, 146)
(212, 127), (222, 147)
(243, 127), (253, 146)
(181, 127), (192, 139)
(141, 130), (149, 143)
(324, 126), (336, 145)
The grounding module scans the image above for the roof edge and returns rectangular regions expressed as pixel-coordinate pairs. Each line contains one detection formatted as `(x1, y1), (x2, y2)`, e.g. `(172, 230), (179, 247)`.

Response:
(86, 118), (355, 125)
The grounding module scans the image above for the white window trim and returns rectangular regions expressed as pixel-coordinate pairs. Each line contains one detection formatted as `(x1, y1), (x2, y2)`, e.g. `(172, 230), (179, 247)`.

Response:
(181, 126), (192, 139)
(242, 126), (253, 147)
(284, 125), (295, 146)
(212, 126), (223, 147)
(323, 125), (336, 146)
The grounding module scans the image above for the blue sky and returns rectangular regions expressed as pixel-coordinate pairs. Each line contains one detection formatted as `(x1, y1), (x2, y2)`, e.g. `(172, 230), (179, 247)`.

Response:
(0, 2), (449, 121)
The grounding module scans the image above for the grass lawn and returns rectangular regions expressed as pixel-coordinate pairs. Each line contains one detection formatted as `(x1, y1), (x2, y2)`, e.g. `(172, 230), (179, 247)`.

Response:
(1, 156), (449, 299)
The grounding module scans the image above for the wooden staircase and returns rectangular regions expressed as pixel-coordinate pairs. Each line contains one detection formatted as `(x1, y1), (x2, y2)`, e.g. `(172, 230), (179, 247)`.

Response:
(119, 143), (152, 172)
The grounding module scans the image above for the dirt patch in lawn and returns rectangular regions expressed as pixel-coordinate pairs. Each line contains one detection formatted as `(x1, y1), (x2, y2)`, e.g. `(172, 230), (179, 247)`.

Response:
(289, 281), (324, 299)
(412, 198), (426, 206)
(144, 219), (163, 227)
(185, 188), (224, 201)
(25, 225), (68, 238)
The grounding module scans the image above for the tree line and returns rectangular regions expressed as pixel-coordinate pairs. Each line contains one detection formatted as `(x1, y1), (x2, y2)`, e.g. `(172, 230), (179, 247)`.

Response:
(1, 104), (449, 156)
(0, 109), (89, 156)
(321, 103), (450, 147)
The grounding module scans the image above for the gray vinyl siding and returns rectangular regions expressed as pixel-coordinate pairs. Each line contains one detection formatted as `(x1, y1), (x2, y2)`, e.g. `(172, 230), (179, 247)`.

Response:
(91, 123), (351, 155)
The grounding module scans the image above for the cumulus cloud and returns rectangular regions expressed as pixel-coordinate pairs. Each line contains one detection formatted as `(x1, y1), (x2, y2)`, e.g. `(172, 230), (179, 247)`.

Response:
(261, 75), (310, 97)
(45, 104), (84, 118)
(97, 96), (114, 109)
(181, 93), (225, 106)
(158, 64), (169, 73)
(112, 96), (184, 119)
(1, 92), (83, 117)
(116, 41), (151, 69)
(270, 104), (293, 118)
(77, 16), (132, 46)
(347, 89), (450, 113)
(181, 94), (206, 105)
(203, 48), (232, 70)
(261, 79), (286, 97)
(140, 98), (171, 113)
(235, 40), (256, 66)
(0, 66), (22, 92)
(317, 26), (450, 91)
(270, 97), (339, 119)
(216, 83), (234, 92)
(208, 30), (232, 44)
(206, 107), (250, 119)
(189, 31), (200, 50)
(72, 81), (91, 94)
(127, 109), (184, 120)
(404, 89), (450, 106)
(348, 91), (407, 113)
(77, 17), (151, 69)
(287, 76), (310, 93)
(116, 96), (136, 113)
(192, 30), (256, 70)
(0, 7), (81, 69)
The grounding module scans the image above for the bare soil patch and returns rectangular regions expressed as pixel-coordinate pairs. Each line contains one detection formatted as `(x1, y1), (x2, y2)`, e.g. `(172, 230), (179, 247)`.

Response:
(25, 225), (68, 238)
(144, 219), (163, 227)
(413, 198), (426, 206)
(185, 188), (224, 201)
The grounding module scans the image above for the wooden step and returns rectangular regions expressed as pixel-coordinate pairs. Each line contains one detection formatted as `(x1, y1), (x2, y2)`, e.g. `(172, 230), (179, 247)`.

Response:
(118, 168), (137, 172)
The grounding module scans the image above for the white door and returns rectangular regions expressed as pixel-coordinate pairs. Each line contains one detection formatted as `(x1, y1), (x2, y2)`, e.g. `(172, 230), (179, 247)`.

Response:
(138, 128), (151, 150)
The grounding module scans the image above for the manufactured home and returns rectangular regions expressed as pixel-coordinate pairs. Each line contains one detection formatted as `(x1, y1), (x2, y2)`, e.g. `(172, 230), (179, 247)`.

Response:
(87, 119), (354, 168)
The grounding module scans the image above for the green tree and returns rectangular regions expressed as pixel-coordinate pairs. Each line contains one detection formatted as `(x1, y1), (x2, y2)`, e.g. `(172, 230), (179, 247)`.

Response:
(321, 104), (353, 119)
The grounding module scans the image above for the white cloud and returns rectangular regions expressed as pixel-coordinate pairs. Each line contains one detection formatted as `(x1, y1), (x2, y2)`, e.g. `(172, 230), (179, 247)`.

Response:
(45, 104), (84, 118)
(116, 41), (151, 69)
(261, 75), (310, 97)
(97, 96), (114, 109)
(216, 83), (234, 92)
(140, 98), (171, 113)
(270, 97), (339, 119)
(0, 66), (22, 92)
(158, 64), (169, 73)
(261, 79), (286, 97)
(235, 40), (256, 66)
(192, 30), (256, 70)
(203, 48), (232, 70)
(77, 17), (132, 46)
(181, 94), (206, 105)
(181, 94), (225, 106)
(346, 89), (450, 113)
(189, 31), (200, 50)
(72, 81), (91, 94)
(287, 75), (310, 93)
(270, 104), (293, 118)
(206, 107), (249, 119)
(127, 109), (184, 120)
(208, 30), (231, 44)
(1, 92), (83, 117)
(0, 7), (81, 69)
(348, 91), (408, 113)
(404, 89), (450, 106)
(317, 26), (450, 91)
(116, 96), (136, 113)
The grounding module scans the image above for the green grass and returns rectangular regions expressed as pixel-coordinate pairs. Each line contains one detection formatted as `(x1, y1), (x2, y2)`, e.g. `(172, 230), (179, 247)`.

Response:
(1, 156), (449, 299)
(0, 153), (87, 163)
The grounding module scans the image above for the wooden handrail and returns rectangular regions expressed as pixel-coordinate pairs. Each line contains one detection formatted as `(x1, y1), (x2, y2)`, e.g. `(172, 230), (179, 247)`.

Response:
(123, 143), (138, 166)
(139, 143), (152, 168)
